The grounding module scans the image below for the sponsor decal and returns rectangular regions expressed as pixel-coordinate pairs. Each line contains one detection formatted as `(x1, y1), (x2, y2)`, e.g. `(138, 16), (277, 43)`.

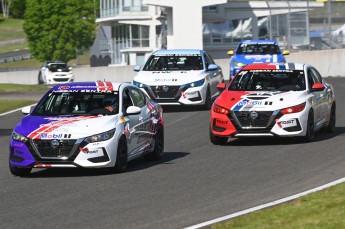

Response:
(155, 79), (177, 82)
(237, 100), (262, 107)
(181, 91), (198, 99)
(40, 133), (72, 139)
(276, 119), (297, 128)
(216, 120), (228, 125)
(58, 86), (70, 90)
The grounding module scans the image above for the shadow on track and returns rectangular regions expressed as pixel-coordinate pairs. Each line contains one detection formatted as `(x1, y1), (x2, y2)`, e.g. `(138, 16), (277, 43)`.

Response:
(162, 105), (209, 113)
(21, 151), (190, 178)
(221, 126), (345, 146)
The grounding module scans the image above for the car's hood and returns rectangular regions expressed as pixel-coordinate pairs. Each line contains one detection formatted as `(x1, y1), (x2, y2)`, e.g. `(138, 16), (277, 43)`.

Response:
(217, 90), (308, 111)
(134, 70), (204, 85)
(14, 115), (119, 140)
(233, 54), (285, 64)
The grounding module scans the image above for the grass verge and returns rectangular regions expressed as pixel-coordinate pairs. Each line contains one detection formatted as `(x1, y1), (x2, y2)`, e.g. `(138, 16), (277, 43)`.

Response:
(0, 83), (50, 92)
(209, 181), (345, 229)
(0, 100), (36, 114)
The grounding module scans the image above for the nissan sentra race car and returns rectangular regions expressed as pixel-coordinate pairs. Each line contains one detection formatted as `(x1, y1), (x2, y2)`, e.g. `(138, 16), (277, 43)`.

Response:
(132, 49), (224, 109)
(9, 82), (164, 176)
(227, 40), (290, 79)
(210, 63), (336, 145)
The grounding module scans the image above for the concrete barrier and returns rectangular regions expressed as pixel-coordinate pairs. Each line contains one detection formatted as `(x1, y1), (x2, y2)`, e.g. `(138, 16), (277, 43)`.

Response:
(0, 49), (343, 84)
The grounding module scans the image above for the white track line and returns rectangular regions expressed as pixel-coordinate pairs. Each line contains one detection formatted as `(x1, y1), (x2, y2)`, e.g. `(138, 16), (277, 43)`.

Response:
(0, 104), (36, 117)
(184, 177), (345, 229)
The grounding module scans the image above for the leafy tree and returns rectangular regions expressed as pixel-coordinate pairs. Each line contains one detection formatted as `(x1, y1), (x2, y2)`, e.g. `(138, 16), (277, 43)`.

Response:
(23, 0), (96, 63)
(10, 0), (25, 19)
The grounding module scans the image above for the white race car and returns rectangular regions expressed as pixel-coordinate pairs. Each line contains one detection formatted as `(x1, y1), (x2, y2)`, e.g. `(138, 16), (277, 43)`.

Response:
(38, 61), (74, 85)
(9, 82), (164, 176)
(133, 49), (224, 109)
(210, 62), (336, 145)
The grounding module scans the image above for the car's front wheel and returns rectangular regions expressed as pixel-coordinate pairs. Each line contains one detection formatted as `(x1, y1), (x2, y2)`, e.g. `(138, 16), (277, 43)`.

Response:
(9, 162), (32, 176)
(203, 86), (212, 110)
(114, 136), (128, 173)
(209, 125), (228, 145)
(144, 124), (164, 161)
(303, 110), (315, 142)
(38, 72), (44, 85)
(324, 103), (336, 133)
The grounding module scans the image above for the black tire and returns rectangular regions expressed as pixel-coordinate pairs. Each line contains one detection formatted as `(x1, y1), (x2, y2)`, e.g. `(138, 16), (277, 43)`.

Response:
(114, 136), (128, 173)
(303, 110), (315, 142)
(144, 125), (164, 161)
(38, 72), (44, 85)
(209, 125), (228, 145)
(202, 86), (212, 110)
(324, 104), (336, 133)
(9, 162), (32, 176)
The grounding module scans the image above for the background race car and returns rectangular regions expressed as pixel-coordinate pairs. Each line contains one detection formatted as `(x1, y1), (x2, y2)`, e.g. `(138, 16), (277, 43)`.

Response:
(9, 81), (164, 176)
(210, 62), (336, 145)
(227, 40), (290, 79)
(133, 49), (224, 109)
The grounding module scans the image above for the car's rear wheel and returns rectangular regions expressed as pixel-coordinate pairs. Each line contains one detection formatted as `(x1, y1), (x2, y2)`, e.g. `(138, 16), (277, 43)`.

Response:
(303, 110), (315, 142)
(114, 136), (128, 173)
(144, 124), (164, 161)
(9, 162), (32, 176)
(324, 104), (336, 133)
(209, 125), (228, 145)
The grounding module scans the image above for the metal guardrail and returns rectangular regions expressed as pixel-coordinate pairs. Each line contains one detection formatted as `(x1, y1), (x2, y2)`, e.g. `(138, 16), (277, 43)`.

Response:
(0, 53), (33, 64)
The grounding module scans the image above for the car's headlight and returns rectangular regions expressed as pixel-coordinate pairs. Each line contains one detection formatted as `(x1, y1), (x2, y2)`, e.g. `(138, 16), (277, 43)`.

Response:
(133, 80), (148, 88)
(280, 102), (306, 114)
(184, 79), (205, 89)
(84, 129), (115, 143)
(232, 61), (245, 67)
(212, 104), (230, 115)
(12, 131), (28, 143)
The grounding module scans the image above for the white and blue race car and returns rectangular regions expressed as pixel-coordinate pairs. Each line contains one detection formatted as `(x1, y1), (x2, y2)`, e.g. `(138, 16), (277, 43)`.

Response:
(9, 82), (164, 176)
(133, 49), (224, 109)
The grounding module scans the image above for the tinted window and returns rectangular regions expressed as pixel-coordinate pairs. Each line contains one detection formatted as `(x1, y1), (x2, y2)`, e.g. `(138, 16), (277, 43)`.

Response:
(128, 87), (146, 108)
(236, 43), (281, 55)
(143, 55), (203, 71)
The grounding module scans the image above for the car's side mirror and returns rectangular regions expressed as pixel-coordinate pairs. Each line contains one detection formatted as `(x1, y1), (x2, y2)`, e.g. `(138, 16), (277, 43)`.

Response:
(21, 106), (33, 115)
(69, 67), (73, 71)
(207, 64), (218, 71)
(311, 83), (325, 92)
(217, 82), (226, 92)
(133, 66), (141, 72)
(126, 106), (141, 115)
(283, 50), (290, 55)
(227, 50), (234, 56)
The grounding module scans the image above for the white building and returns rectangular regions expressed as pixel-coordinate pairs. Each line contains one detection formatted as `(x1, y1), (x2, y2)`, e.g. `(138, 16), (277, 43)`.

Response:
(90, 0), (323, 66)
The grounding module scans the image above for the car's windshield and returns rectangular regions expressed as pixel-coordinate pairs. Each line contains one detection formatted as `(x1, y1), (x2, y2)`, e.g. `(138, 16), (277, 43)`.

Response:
(229, 70), (306, 91)
(143, 55), (203, 71)
(236, 43), (281, 55)
(48, 63), (69, 72)
(33, 92), (119, 116)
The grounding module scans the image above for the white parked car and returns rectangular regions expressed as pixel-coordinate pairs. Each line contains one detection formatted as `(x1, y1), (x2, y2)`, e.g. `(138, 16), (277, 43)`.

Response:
(9, 81), (164, 176)
(132, 49), (224, 109)
(38, 61), (74, 85)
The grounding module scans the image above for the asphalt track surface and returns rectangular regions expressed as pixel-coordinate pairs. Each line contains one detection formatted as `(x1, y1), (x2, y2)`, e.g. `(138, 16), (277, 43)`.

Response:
(0, 77), (344, 229)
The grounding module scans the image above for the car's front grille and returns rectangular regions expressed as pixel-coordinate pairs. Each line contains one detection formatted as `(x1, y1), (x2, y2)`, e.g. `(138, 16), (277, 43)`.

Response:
(148, 85), (181, 99)
(32, 139), (77, 158)
(53, 78), (70, 82)
(233, 111), (273, 128)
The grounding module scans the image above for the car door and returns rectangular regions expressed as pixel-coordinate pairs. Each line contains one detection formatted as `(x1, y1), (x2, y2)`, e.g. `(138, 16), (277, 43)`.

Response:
(204, 52), (223, 97)
(127, 87), (152, 156)
(307, 67), (325, 127)
(122, 88), (141, 156)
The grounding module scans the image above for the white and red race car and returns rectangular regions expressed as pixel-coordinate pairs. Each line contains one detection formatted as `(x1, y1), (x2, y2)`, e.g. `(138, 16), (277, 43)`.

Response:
(9, 82), (164, 176)
(210, 62), (336, 145)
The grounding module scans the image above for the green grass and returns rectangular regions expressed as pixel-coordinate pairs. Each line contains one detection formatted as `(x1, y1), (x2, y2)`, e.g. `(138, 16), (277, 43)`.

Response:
(0, 100), (36, 113)
(209, 181), (345, 229)
(0, 19), (25, 41)
(0, 43), (29, 53)
(0, 83), (50, 92)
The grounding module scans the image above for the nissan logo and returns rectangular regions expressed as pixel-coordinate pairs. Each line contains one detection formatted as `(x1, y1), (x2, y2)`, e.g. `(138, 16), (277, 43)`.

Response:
(249, 111), (258, 120)
(51, 139), (60, 149)
(162, 85), (169, 92)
